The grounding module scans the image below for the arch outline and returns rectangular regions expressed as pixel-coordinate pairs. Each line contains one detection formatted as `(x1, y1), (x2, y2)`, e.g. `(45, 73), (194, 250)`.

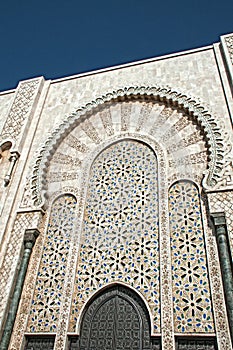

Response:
(75, 281), (154, 336)
(67, 135), (163, 335)
(76, 282), (154, 350)
(30, 85), (227, 207)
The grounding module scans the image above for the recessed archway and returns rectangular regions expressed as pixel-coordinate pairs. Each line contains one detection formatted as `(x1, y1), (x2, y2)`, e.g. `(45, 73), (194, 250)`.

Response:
(69, 284), (160, 350)
(30, 86), (226, 207)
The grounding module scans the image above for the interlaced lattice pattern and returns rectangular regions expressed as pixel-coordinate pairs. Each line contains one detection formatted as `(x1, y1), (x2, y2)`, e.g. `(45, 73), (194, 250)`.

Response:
(1, 79), (40, 142)
(69, 140), (160, 332)
(169, 181), (214, 333)
(27, 195), (77, 332)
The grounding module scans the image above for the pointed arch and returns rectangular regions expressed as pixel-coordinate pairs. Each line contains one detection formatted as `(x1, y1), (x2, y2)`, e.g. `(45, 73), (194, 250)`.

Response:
(68, 138), (161, 333)
(75, 284), (157, 350)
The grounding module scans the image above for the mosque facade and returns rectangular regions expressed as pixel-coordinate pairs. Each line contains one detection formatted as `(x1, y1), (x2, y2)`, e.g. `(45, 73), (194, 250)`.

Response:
(0, 33), (233, 350)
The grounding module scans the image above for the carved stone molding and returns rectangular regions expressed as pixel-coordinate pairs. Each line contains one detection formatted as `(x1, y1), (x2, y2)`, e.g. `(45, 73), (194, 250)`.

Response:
(221, 33), (233, 94)
(30, 86), (228, 207)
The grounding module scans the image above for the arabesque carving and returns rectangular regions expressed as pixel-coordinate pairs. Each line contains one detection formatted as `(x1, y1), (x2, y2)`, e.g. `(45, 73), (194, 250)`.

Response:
(30, 86), (229, 207)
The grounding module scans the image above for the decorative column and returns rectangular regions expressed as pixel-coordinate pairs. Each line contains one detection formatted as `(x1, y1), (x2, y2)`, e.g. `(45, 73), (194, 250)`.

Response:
(211, 212), (233, 344)
(0, 229), (39, 350)
(4, 151), (20, 186)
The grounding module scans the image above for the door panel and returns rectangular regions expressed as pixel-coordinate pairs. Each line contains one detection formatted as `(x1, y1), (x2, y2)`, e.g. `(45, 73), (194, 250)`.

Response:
(78, 286), (155, 350)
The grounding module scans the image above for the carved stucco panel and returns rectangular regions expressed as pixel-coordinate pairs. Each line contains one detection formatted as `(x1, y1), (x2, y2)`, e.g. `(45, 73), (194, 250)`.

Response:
(30, 86), (231, 209)
(0, 78), (43, 146)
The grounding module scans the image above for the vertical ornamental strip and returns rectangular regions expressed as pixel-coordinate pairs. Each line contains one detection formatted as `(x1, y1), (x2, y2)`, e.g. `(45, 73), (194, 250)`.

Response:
(211, 212), (233, 344)
(169, 181), (214, 333)
(0, 229), (39, 350)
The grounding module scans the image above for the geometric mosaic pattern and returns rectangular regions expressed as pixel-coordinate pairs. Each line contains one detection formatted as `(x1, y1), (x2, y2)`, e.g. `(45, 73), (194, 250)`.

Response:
(69, 140), (160, 332)
(169, 181), (215, 333)
(27, 194), (77, 332)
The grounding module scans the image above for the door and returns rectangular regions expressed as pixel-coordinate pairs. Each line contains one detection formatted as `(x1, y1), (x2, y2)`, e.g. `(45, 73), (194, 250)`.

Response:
(77, 285), (156, 350)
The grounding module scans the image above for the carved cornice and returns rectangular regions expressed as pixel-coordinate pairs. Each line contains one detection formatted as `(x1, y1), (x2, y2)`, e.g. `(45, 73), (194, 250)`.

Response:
(31, 85), (227, 207)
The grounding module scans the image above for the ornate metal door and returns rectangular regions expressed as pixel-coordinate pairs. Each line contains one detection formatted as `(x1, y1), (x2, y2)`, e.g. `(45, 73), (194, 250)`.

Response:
(76, 285), (158, 350)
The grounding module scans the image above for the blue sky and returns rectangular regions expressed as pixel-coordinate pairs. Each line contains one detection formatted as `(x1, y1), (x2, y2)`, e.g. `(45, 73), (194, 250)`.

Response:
(0, 0), (233, 92)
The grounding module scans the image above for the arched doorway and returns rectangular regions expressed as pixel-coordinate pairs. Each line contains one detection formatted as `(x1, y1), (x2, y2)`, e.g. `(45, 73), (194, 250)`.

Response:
(70, 285), (160, 350)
